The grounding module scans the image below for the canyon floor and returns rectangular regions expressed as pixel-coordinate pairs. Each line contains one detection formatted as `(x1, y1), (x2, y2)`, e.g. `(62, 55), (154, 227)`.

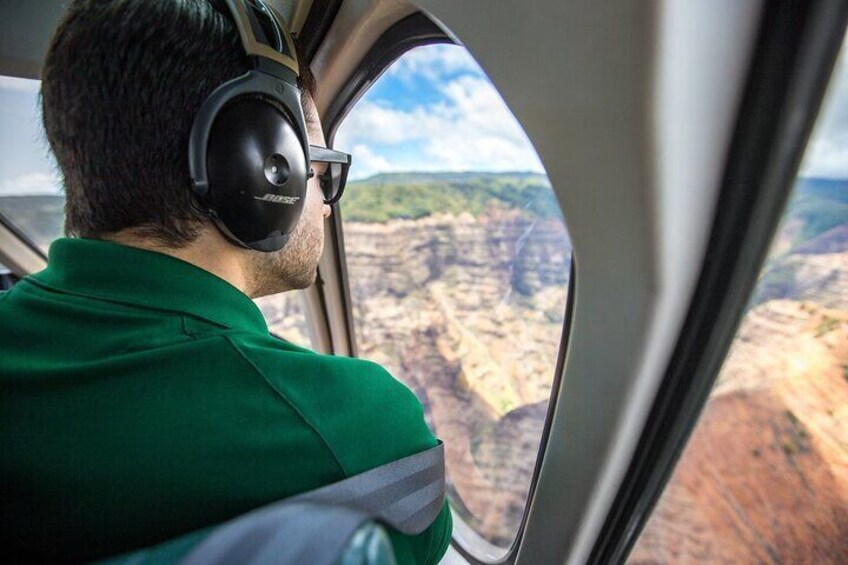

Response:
(2, 153), (845, 564)
(630, 300), (848, 564)
(254, 175), (847, 561)
(258, 213), (847, 560)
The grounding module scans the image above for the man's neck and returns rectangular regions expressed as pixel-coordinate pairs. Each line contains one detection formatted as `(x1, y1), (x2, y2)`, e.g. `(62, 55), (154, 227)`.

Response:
(100, 227), (250, 295)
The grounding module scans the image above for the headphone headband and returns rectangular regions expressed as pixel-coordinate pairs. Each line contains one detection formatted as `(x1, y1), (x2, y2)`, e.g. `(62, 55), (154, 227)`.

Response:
(189, 0), (311, 252)
(220, 0), (300, 77)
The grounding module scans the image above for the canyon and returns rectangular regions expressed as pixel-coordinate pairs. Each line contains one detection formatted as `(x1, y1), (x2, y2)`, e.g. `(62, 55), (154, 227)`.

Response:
(630, 300), (848, 563)
(4, 174), (846, 561)
(338, 175), (846, 559)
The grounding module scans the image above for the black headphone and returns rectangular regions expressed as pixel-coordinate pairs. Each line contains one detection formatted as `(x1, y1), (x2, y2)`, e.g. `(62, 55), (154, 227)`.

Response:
(188, 0), (309, 252)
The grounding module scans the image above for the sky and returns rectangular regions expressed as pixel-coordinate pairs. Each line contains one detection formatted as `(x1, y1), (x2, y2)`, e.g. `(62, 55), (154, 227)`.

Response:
(799, 36), (848, 179)
(333, 45), (544, 180)
(0, 75), (58, 196)
(1, 42), (847, 196)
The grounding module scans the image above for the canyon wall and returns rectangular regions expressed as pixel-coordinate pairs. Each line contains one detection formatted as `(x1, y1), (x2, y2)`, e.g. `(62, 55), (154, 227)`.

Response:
(257, 192), (848, 558)
(630, 301), (848, 563)
(5, 175), (840, 559)
(345, 211), (570, 545)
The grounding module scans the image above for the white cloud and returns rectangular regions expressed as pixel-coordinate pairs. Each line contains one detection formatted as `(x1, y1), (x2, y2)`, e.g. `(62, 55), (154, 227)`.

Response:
(385, 44), (483, 85)
(342, 39), (848, 181)
(0, 76), (40, 93)
(336, 74), (544, 177)
(348, 144), (399, 180)
(336, 101), (432, 146)
(800, 138), (848, 179)
(801, 37), (848, 179)
(0, 172), (62, 196)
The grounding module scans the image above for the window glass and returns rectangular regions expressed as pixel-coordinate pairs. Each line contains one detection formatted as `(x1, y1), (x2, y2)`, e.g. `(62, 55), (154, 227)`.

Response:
(0, 75), (313, 345)
(254, 291), (314, 348)
(334, 45), (572, 554)
(629, 35), (848, 564)
(0, 76), (63, 253)
(0, 263), (18, 290)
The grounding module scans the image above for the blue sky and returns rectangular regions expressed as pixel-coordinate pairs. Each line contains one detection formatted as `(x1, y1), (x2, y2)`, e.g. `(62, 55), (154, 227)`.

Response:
(333, 45), (544, 180)
(1, 42), (847, 195)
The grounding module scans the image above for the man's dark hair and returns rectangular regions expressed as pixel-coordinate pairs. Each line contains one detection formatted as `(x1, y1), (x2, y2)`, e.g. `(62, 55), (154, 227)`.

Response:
(42, 0), (317, 247)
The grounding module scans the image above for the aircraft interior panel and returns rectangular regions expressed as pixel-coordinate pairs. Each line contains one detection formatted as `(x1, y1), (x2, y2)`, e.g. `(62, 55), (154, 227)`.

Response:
(0, 0), (846, 563)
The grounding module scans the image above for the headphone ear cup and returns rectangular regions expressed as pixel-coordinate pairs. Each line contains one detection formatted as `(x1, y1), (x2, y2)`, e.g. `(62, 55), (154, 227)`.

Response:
(204, 97), (308, 251)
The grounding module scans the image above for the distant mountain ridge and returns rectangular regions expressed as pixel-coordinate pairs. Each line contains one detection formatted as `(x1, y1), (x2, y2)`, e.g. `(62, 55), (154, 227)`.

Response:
(0, 174), (843, 260)
(794, 224), (848, 255)
(351, 171), (549, 186)
(0, 194), (64, 252)
(753, 176), (848, 308)
(344, 171), (558, 223)
(784, 177), (848, 244)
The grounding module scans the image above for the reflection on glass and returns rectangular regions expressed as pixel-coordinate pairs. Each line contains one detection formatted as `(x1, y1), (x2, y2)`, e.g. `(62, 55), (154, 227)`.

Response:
(629, 37), (848, 564)
(254, 291), (314, 349)
(0, 195), (64, 253)
(336, 45), (572, 551)
(0, 76), (64, 253)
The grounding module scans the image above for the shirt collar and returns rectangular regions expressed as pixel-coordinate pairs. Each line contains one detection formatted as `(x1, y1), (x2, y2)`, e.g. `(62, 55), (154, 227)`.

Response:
(31, 238), (269, 334)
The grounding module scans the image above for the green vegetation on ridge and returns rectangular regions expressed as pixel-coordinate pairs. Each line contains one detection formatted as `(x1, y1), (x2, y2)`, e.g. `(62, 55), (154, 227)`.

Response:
(784, 177), (848, 244)
(342, 172), (561, 223)
(750, 177), (847, 308)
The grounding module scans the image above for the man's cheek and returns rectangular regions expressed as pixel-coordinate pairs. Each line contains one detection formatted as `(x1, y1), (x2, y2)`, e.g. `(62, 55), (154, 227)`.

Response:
(309, 182), (324, 204)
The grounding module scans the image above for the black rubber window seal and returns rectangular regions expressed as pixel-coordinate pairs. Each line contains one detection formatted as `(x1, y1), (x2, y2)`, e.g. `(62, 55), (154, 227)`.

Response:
(298, 0), (344, 65)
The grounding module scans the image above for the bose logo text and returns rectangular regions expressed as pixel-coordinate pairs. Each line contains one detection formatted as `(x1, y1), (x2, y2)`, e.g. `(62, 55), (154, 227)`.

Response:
(254, 194), (300, 205)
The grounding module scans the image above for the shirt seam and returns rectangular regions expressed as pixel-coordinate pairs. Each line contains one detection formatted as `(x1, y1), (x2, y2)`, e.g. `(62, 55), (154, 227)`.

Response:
(24, 276), (257, 333)
(180, 316), (199, 340)
(222, 334), (349, 478)
(426, 519), (438, 564)
(17, 277), (200, 327)
(429, 506), (452, 565)
(423, 509), (436, 565)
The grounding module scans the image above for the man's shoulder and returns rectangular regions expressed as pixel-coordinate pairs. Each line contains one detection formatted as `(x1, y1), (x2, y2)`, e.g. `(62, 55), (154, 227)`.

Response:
(224, 330), (404, 392)
(227, 331), (437, 477)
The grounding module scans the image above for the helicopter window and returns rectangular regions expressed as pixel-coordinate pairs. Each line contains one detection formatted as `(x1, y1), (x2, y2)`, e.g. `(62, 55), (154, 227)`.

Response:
(0, 262), (19, 290)
(629, 35), (848, 564)
(0, 75), (63, 254)
(0, 74), (313, 346)
(334, 44), (572, 556)
(254, 291), (314, 348)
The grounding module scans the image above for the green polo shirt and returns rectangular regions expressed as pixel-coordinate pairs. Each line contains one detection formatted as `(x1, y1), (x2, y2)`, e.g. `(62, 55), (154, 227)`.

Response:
(0, 237), (451, 564)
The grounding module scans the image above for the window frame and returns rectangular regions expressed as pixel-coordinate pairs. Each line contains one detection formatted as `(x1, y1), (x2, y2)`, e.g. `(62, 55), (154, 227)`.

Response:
(587, 3), (848, 563)
(0, 208), (48, 276)
(298, 0), (345, 64)
(322, 15), (577, 563)
(323, 13), (452, 358)
(0, 71), (54, 275)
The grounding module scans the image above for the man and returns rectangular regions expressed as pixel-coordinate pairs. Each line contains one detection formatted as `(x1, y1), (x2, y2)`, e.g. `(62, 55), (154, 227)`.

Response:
(0, 1), (452, 563)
